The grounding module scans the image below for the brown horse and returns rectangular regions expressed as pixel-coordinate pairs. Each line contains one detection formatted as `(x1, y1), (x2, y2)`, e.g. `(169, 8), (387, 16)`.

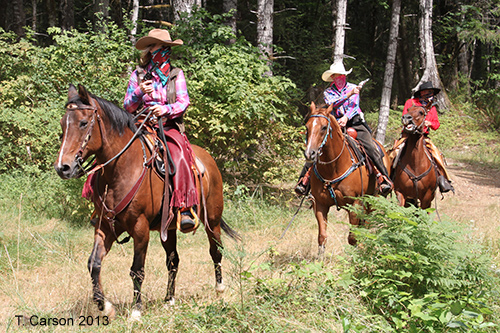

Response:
(54, 84), (239, 320)
(391, 105), (438, 208)
(304, 102), (391, 254)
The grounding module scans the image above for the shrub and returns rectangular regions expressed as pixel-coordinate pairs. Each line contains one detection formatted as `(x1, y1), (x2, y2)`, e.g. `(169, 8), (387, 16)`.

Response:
(346, 196), (499, 331)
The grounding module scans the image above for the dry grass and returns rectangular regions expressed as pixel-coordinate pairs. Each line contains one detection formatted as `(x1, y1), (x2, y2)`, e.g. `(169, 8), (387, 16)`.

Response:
(1, 158), (500, 331)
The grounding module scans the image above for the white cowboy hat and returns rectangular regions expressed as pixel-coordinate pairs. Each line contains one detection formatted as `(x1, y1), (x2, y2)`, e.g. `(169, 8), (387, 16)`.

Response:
(321, 62), (353, 82)
(135, 29), (184, 50)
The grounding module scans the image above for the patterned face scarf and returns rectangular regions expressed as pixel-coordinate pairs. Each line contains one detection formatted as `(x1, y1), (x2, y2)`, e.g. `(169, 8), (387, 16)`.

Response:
(151, 46), (172, 86)
(333, 75), (346, 91)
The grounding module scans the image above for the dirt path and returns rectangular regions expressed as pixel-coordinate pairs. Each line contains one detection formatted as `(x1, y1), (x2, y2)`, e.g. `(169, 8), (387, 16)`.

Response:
(438, 159), (500, 256)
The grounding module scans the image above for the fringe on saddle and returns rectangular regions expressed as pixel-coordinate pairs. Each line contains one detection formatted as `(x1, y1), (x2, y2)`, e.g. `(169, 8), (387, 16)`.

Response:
(139, 120), (207, 238)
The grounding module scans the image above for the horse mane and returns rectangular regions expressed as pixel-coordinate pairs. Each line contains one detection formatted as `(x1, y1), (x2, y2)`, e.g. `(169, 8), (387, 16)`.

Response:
(92, 95), (137, 135)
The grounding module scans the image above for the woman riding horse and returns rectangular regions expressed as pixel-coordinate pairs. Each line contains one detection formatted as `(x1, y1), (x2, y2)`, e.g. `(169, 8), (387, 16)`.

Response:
(390, 81), (454, 194)
(296, 61), (393, 196)
(123, 28), (198, 230)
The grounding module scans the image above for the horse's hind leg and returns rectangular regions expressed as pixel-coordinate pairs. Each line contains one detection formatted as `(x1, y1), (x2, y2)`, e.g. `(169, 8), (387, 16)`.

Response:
(161, 229), (179, 305)
(206, 222), (225, 293)
(88, 229), (115, 318)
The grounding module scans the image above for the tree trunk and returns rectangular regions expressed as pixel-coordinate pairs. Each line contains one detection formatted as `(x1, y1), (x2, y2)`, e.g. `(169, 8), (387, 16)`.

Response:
(376, 0), (402, 144)
(47, 0), (57, 28)
(416, 0), (451, 111)
(223, 0), (237, 42)
(130, 0), (140, 44)
(94, 0), (110, 31)
(12, 0), (26, 37)
(32, 0), (37, 32)
(332, 0), (347, 63)
(257, 0), (274, 76)
(172, 0), (202, 22)
(60, 0), (75, 31)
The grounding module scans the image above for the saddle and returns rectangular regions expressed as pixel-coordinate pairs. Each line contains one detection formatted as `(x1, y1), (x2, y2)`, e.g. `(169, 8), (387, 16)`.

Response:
(344, 129), (375, 176)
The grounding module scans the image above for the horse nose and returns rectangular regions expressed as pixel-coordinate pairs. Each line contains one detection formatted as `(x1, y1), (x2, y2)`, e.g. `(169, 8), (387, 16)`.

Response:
(304, 148), (317, 162)
(54, 163), (72, 179)
(402, 114), (412, 125)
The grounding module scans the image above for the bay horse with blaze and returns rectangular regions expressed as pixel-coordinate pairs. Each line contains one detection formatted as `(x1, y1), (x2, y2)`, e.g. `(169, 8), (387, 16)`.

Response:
(54, 84), (239, 320)
(304, 102), (391, 254)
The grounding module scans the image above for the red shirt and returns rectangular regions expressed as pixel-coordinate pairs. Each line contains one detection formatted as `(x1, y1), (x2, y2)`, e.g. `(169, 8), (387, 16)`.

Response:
(402, 98), (440, 134)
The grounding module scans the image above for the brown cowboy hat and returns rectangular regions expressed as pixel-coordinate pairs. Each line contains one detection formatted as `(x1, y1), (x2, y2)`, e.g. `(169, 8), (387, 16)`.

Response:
(135, 29), (183, 50)
(413, 81), (441, 98)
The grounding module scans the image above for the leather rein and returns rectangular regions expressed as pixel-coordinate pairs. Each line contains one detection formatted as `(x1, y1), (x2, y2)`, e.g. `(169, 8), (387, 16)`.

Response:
(308, 114), (364, 209)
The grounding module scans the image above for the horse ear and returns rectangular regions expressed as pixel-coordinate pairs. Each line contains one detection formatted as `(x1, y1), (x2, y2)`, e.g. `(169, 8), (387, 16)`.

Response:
(310, 101), (316, 110)
(68, 84), (78, 102)
(326, 104), (334, 114)
(77, 84), (91, 105)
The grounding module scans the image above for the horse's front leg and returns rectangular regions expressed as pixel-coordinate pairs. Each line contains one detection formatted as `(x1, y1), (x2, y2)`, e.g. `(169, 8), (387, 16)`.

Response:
(88, 228), (115, 318)
(161, 228), (179, 305)
(313, 201), (330, 259)
(206, 222), (225, 293)
(129, 221), (150, 320)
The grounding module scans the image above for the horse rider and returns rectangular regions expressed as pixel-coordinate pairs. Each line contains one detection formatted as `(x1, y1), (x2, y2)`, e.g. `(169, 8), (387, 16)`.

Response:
(390, 81), (454, 194)
(295, 61), (393, 196)
(123, 28), (199, 231)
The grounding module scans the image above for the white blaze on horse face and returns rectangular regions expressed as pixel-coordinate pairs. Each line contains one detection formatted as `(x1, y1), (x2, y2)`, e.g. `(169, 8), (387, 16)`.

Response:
(56, 113), (74, 169)
(305, 117), (322, 161)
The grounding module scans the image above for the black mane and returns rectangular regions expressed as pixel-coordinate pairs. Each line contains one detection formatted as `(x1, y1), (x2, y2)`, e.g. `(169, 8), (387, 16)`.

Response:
(93, 96), (137, 135)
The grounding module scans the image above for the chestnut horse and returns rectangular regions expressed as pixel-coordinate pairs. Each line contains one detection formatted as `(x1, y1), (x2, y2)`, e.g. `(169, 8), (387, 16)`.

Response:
(304, 102), (391, 254)
(391, 104), (438, 208)
(54, 84), (239, 319)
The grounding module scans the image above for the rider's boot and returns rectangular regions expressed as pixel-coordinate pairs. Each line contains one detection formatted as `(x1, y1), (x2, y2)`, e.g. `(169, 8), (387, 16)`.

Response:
(437, 175), (455, 194)
(295, 163), (312, 196)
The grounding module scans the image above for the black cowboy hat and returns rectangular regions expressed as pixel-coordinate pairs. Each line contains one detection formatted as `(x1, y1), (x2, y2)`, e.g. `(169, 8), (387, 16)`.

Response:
(413, 81), (441, 98)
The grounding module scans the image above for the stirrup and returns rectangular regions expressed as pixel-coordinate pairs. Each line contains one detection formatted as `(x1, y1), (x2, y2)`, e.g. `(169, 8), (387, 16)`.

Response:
(176, 207), (200, 232)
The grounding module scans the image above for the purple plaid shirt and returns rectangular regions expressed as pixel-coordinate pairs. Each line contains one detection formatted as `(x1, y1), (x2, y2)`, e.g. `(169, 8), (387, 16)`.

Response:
(123, 65), (190, 119)
(323, 82), (362, 120)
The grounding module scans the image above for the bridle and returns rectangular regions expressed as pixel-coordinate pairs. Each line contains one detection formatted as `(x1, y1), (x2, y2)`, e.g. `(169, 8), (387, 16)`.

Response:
(306, 113), (364, 209)
(307, 114), (347, 165)
(66, 98), (152, 176)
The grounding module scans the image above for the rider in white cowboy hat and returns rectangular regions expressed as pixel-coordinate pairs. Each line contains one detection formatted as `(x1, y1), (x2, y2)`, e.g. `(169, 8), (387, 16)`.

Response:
(295, 61), (393, 196)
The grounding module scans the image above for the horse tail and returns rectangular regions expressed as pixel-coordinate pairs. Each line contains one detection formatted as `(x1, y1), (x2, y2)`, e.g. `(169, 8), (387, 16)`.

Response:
(220, 217), (241, 241)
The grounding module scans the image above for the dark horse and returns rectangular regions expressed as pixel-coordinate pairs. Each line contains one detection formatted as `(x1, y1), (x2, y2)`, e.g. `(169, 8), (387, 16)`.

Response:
(54, 84), (238, 320)
(304, 102), (391, 254)
(391, 104), (438, 208)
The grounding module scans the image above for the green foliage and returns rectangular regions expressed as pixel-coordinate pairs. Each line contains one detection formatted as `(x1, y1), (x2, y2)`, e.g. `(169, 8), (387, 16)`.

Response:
(346, 196), (499, 331)
(172, 9), (303, 184)
(0, 24), (134, 173)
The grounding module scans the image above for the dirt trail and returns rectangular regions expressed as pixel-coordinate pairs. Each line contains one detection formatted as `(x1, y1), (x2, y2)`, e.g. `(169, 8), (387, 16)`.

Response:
(438, 159), (500, 251)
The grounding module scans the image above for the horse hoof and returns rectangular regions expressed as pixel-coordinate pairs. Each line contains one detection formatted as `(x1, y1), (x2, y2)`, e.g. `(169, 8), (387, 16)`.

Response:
(104, 301), (116, 319)
(164, 297), (176, 306)
(215, 282), (226, 293)
(129, 309), (142, 322)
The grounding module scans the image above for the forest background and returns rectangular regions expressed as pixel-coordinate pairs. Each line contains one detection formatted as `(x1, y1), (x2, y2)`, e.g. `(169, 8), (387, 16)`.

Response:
(1, 0), (500, 331)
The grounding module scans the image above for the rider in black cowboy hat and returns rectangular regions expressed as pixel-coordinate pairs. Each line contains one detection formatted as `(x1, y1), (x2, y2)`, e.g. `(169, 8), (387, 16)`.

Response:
(390, 81), (454, 194)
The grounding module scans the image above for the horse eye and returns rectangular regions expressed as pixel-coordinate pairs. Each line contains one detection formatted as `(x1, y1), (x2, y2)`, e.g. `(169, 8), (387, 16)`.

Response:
(79, 120), (88, 129)
(321, 125), (328, 131)
(59, 133), (63, 141)
(419, 111), (424, 116)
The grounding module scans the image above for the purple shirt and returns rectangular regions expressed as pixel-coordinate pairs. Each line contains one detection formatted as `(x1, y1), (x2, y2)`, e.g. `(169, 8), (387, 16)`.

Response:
(323, 82), (362, 120)
(123, 65), (190, 120)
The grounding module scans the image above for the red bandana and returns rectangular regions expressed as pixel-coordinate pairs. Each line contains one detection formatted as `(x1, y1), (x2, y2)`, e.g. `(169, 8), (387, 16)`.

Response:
(151, 46), (172, 86)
